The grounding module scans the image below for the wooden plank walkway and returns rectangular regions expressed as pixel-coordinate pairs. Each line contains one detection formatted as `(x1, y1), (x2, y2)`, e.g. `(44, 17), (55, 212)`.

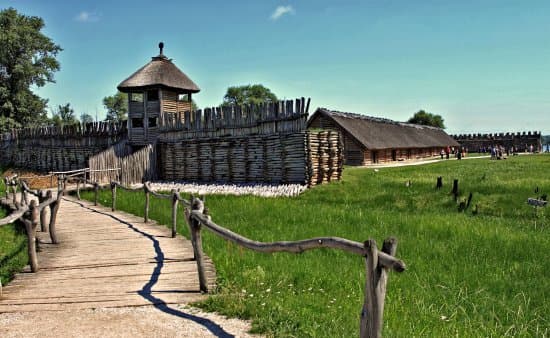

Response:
(0, 195), (216, 313)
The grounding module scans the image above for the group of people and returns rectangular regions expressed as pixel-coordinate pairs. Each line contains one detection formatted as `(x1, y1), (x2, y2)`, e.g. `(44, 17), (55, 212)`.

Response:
(480, 144), (538, 160)
(439, 146), (467, 160)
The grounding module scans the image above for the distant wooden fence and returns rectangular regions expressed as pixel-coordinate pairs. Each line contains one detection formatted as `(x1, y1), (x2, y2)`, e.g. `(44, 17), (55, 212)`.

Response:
(0, 121), (127, 172)
(74, 177), (405, 338)
(0, 175), (63, 274)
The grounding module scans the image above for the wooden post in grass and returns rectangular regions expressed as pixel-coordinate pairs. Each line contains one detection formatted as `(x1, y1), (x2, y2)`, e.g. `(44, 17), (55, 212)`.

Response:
(187, 197), (208, 293)
(451, 179), (459, 201)
(111, 182), (117, 211)
(436, 176), (443, 189)
(360, 238), (399, 338)
(93, 182), (99, 206)
(48, 190), (60, 244)
(171, 189), (178, 238)
(144, 184), (150, 223)
(23, 200), (39, 272)
(38, 190), (48, 232)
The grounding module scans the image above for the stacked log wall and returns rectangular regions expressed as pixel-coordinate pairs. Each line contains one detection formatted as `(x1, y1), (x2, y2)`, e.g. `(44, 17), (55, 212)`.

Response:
(0, 122), (127, 172)
(308, 113), (364, 165)
(158, 99), (342, 185)
(307, 131), (343, 185)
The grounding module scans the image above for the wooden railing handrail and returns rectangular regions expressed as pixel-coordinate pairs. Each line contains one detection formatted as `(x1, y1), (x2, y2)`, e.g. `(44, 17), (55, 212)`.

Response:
(0, 178), (64, 273)
(0, 207), (27, 226)
(189, 209), (406, 271)
(183, 197), (405, 338)
(49, 168), (90, 175)
(71, 178), (405, 337)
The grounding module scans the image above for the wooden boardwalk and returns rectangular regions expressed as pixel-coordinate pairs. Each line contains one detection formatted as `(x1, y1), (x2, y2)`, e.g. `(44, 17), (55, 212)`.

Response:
(0, 195), (216, 313)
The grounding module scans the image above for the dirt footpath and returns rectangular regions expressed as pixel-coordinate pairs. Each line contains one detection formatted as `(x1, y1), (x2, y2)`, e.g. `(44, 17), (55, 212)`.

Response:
(0, 305), (259, 338)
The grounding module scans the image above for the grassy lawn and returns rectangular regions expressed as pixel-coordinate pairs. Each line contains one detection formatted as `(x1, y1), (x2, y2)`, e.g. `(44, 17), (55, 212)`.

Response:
(0, 171), (29, 286)
(81, 155), (549, 337)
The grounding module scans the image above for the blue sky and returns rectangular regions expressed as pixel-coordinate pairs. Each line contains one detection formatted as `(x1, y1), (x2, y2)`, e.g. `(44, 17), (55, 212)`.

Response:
(3, 0), (550, 134)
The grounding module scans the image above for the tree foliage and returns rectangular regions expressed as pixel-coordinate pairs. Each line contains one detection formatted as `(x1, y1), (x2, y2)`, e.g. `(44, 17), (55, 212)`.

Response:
(103, 92), (127, 122)
(80, 113), (94, 125)
(0, 8), (62, 132)
(408, 110), (446, 129)
(51, 103), (78, 127)
(222, 84), (277, 107)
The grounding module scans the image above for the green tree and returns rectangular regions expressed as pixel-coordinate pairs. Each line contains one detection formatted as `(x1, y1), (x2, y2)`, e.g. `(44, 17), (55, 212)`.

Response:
(408, 110), (446, 129)
(0, 8), (62, 132)
(51, 103), (78, 127)
(80, 113), (94, 124)
(222, 84), (277, 107)
(103, 92), (127, 122)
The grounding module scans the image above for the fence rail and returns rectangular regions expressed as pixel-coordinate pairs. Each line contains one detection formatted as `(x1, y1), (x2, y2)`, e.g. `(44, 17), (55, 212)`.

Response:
(73, 175), (405, 338)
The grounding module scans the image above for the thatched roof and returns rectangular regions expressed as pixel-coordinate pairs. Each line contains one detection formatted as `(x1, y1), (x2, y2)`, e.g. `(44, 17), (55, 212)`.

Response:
(118, 54), (200, 94)
(309, 108), (459, 150)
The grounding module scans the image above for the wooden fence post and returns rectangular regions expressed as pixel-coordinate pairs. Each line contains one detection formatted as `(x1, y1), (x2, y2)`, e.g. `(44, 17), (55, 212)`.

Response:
(144, 185), (150, 223)
(111, 182), (117, 211)
(22, 189), (29, 206)
(38, 190), (48, 232)
(76, 180), (81, 200)
(360, 238), (399, 338)
(451, 179), (459, 201)
(171, 189), (178, 238)
(23, 200), (39, 272)
(187, 198), (208, 293)
(93, 182), (99, 206)
(12, 184), (18, 209)
(48, 190), (61, 244)
(436, 176), (443, 189)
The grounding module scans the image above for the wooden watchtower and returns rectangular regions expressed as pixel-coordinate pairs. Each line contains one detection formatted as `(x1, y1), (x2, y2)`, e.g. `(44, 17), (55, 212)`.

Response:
(117, 42), (200, 146)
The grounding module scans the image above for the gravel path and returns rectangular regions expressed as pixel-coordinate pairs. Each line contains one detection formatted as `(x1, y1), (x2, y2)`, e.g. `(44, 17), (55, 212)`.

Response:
(148, 182), (308, 197)
(0, 305), (259, 338)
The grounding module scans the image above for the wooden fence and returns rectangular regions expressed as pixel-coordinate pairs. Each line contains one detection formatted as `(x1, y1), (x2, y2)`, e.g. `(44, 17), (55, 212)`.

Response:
(88, 140), (157, 185)
(0, 122), (127, 172)
(73, 178), (405, 338)
(0, 175), (63, 274)
(159, 98), (310, 140)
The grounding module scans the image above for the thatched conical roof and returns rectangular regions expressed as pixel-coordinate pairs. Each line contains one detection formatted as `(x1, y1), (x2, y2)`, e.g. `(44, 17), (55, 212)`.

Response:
(117, 47), (200, 94)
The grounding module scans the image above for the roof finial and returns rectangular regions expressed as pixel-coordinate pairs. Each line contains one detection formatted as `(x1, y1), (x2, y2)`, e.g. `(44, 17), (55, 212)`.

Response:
(159, 42), (164, 55)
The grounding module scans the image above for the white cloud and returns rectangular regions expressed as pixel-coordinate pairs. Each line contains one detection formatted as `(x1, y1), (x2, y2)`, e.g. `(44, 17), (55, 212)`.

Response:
(75, 11), (100, 23)
(270, 5), (295, 21)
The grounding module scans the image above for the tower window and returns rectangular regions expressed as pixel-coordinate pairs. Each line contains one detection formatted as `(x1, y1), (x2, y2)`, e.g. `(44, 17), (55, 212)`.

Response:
(147, 90), (159, 101)
(131, 118), (144, 128)
(148, 117), (158, 128)
(131, 93), (143, 102)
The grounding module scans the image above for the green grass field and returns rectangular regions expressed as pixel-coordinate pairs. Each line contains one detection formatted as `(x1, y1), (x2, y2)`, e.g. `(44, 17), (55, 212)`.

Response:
(0, 172), (29, 286)
(80, 155), (549, 337)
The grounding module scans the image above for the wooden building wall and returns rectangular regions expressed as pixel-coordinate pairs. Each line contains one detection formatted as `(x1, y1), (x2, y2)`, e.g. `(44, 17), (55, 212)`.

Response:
(308, 114), (444, 165)
(308, 114), (365, 165)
